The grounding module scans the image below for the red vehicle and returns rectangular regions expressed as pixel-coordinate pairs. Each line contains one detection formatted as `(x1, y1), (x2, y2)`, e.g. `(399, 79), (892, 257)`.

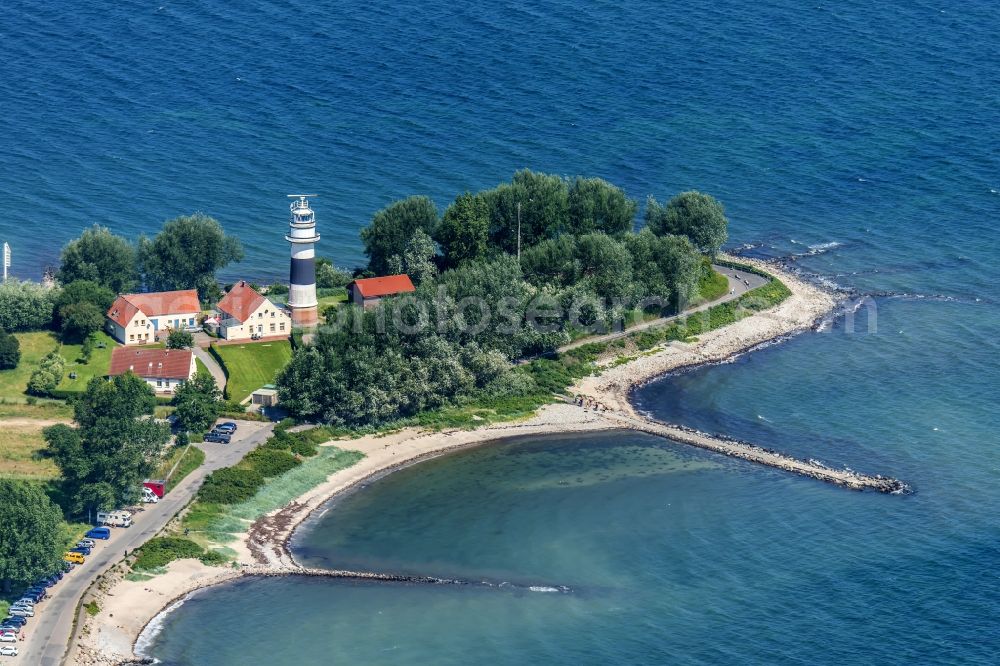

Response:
(143, 480), (165, 498)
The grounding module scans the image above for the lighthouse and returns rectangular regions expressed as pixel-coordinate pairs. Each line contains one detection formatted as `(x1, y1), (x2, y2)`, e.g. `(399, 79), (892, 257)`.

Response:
(285, 194), (320, 327)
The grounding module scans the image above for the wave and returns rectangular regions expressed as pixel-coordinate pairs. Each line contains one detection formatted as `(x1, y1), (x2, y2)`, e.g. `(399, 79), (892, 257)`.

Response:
(134, 595), (189, 659)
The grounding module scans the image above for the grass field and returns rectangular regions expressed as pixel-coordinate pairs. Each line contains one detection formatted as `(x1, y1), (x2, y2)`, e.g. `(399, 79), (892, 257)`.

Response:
(0, 331), (60, 401)
(211, 340), (292, 403)
(0, 423), (59, 479)
(56, 331), (116, 394)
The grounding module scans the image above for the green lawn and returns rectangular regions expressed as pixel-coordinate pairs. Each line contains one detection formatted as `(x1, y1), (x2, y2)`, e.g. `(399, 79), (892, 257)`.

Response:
(0, 423), (60, 479)
(0, 331), (60, 401)
(211, 340), (292, 402)
(56, 331), (116, 394)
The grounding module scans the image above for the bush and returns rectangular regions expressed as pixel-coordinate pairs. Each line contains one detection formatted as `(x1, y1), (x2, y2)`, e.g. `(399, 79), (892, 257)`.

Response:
(0, 329), (20, 370)
(244, 447), (301, 477)
(267, 283), (289, 296)
(133, 537), (205, 571)
(288, 437), (318, 457)
(198, 466), (265, 504)
(0, 279), (57, 331)
(27, 351), (66, 396)
(198, 549), (229, 566)
(166, 329), (194, 349)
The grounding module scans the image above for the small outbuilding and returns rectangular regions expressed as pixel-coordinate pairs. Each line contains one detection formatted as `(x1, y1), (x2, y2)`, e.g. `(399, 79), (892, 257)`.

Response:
(346, 274), (416, 309)
(251, 384), (280, 408)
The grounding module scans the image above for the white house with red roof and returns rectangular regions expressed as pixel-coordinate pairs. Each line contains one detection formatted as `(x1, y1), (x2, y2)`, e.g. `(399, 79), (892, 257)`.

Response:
(346, 274), (416, 309)
(105, 290), (202, 345)
(108, 347), (195, 394)
(216, 280), (291, 340)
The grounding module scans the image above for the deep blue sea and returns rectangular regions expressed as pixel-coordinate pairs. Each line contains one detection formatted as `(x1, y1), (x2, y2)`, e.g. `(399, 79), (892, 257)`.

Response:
(9, 0), (998, 663)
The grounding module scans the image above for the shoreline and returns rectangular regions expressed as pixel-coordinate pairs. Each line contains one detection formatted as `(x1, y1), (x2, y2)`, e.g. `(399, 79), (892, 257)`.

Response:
(73, 257), (857, 665)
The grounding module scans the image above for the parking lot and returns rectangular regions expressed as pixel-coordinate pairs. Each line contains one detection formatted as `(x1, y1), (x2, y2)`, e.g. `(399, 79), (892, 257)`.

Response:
(12, 419), (272, 665)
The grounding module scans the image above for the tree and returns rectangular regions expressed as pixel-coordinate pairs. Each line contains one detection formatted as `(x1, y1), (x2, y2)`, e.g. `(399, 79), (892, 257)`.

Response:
(386, 229), (437, 285)
(315, 258), (352, 289)
(645, 191), (728, 255)
(568, 177), (637, 235)
(482, 171), (570, 254)
(574, 233), (634, 300)
(46, 374), (170, 515)
(53, 280), (115, 330)
(58, 225), (139, 294)
(520, 235), (578, 288)
(172, 372), (221, 433)
(435, 192), (490, 268)
(58, 301), (105, 343)
(0, 279), (57, 332)
(360, 196), (439, 275)
(0, 480), (64, 593)
(0, 329), (20, 370)
(166, 329), (194, 349)
(138, 213), (244, 303)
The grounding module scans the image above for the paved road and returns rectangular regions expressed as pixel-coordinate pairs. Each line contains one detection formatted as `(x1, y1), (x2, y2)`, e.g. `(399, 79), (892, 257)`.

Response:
(21, 420), (273, 666)
(191, 345), (227, 393)
(559, 263), (769, 352)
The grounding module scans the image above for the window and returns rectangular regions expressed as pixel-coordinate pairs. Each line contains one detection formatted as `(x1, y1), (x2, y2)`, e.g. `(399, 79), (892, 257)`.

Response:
(130, 334), (135, 341)
(258, 324), (263, 332)
(156, 379), (163, 388)
(189, 318), (195, 325)
(258, 312), (263, 319)
(140, 319), (145, 326)
(270, 323), (276, 332)
(280, 323), (286, 331)
(270, 311), (275, 317)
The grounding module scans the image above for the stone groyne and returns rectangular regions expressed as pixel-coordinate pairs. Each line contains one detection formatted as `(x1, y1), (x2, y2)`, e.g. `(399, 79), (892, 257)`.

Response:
(602, 410), (910, 494)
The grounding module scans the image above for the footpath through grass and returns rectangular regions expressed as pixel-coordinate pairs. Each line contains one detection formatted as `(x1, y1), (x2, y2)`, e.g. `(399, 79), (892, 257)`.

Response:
(210, 340), (292, 403)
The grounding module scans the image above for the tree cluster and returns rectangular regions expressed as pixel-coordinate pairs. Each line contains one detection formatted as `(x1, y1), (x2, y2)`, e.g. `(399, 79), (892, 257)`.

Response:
(56, 216), (243, 305)
(0, 279), (57, 332)
(44, 373), (171, 516)
(279, 173), (730, 428)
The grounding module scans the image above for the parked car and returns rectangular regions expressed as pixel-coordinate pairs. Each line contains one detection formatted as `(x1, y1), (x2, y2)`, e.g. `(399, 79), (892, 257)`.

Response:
(141, 487), (159, 503)
(64, 551), (85, 564)
(0, 645), (18, 656)
(77, 539), (96, 549)
(0, 632), (17, 642)
(1, 617), (26, 627)
(204, 432), (231, 444)
(22, 589), (44, 601)
(12, 599), (32, 610)
(71, 545), (92, 556)
(49, 569), (64, 580)
(0, 622), (21, 634)
(0, 627), (19, 638)
(85, 527), (111, 540)
(215, 421), (238, 434)
(7, 607), (32, 618)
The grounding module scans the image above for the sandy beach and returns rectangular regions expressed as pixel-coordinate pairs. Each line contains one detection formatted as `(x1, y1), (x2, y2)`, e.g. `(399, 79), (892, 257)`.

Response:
(70, 258), (839, 665)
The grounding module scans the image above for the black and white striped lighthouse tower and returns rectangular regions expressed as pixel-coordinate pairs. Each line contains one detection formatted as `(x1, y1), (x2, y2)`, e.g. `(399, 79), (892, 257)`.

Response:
(285, 194), (320, 327)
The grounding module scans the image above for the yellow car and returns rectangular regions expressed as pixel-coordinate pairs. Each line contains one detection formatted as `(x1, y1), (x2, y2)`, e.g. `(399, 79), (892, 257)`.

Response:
(63, 551), (85, 564)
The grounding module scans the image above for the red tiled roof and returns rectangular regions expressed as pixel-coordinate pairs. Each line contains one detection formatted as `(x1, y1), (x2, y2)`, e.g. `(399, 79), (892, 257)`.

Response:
(108, 347), (194, 380)
(349, 274), (416, 299)
(106, 290), (200, 327)
(217, 281), (266, 323)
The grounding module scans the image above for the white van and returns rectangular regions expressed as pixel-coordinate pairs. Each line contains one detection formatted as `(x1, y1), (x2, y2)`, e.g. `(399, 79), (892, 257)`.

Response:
(141, 487), (159, 503)
(96, 511), (132, 528)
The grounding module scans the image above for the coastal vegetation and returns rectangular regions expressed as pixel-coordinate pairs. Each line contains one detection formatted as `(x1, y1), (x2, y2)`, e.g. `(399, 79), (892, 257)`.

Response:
(179, 426), (361, 552)
(277, 171), (733, 428)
